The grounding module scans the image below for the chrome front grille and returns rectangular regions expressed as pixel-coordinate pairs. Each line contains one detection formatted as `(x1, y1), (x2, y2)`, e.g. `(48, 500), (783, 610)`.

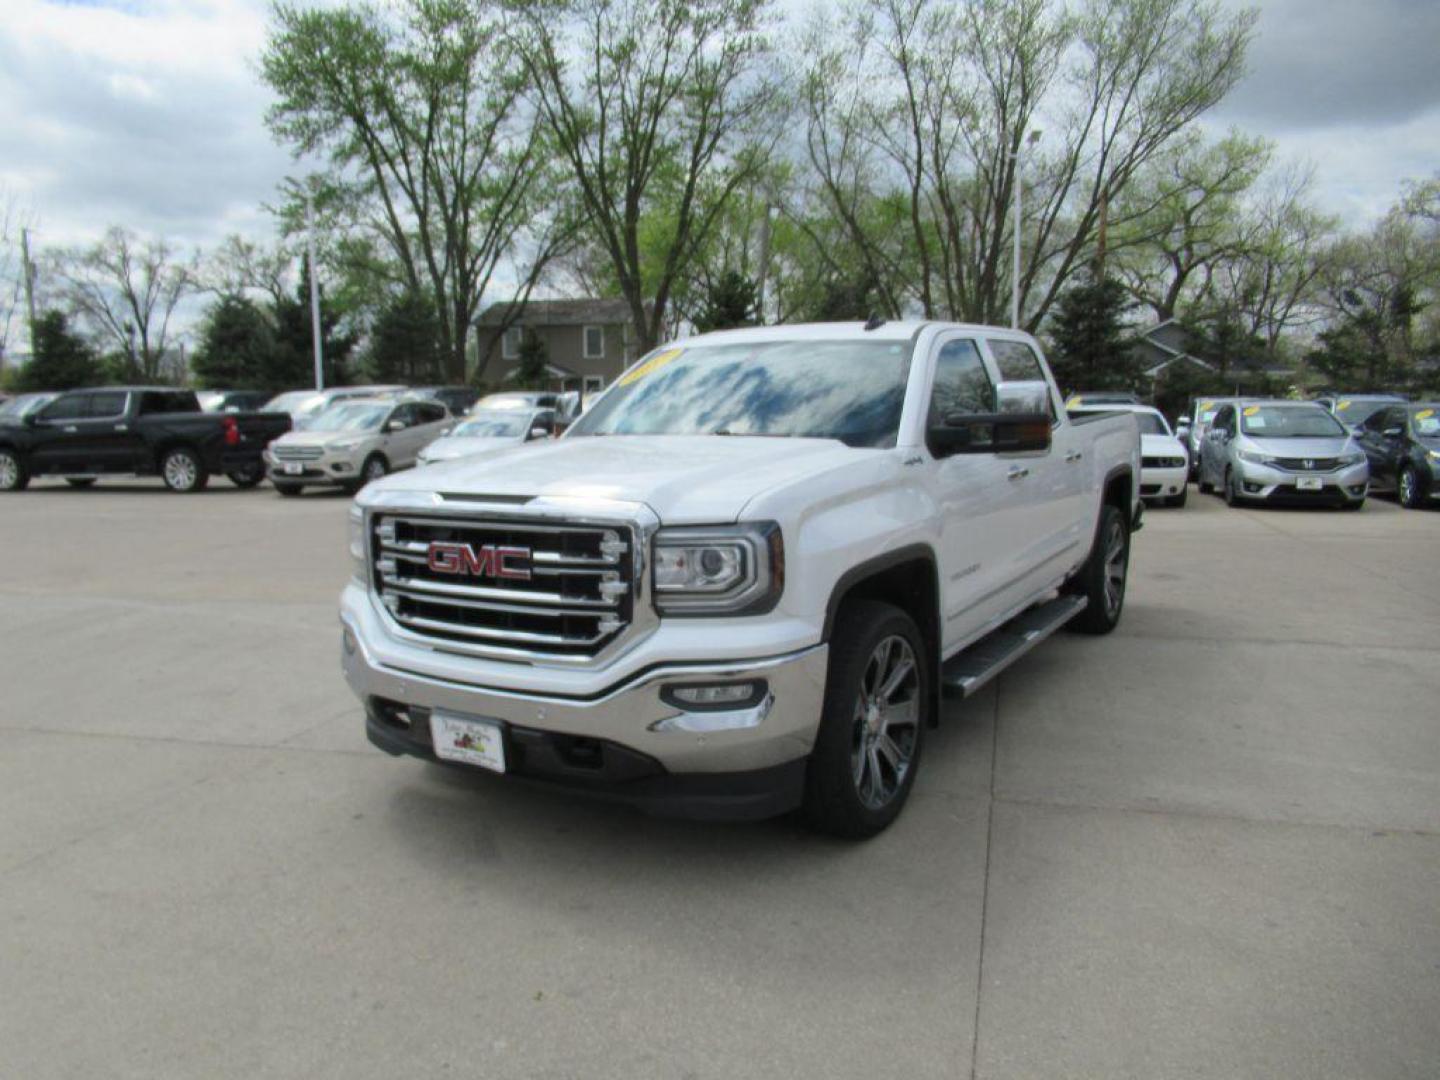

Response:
(370, 512), (635, 660)
(273, 445), (324, 461)
(1271, 457), (1341, 472)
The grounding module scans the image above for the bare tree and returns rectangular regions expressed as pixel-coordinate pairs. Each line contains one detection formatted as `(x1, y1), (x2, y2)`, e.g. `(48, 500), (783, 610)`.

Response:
(203, 234), (295, 306)
(515, 0), (782, 351)
(49, 226), (196, 381)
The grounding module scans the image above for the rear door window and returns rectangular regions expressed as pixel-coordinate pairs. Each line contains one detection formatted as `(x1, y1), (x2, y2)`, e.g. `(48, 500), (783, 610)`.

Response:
(86, 391), (128, 419)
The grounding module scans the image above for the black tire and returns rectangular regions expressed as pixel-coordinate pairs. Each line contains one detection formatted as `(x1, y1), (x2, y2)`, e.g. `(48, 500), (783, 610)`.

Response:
(0, 449), (29, 491)
(159, 446), (208, 492)
(1398, 465), (1423, 509)
(1223, 468), (1240, 507)
(360, 454), (389, 486)
(1198, 469), (1213, 495)
(803, 599), (928, 840)
(1340, 498), (1365, 511)
(1065, 503), (1130, 635)
(273, 481), (304, 497)
(1167, 484), (1188, 508)
(66, 478), (97, 488)
(226, 463), (265, 489)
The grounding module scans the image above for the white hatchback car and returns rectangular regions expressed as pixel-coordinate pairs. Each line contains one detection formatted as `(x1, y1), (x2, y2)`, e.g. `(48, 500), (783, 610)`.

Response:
(417, 408), (555, 466)
(264, 397), (452, 496)
(1071, 404), (1190, 507)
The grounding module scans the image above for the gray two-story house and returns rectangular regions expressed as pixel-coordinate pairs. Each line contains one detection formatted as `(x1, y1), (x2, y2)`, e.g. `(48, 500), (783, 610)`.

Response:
(475, 299), (641, 393)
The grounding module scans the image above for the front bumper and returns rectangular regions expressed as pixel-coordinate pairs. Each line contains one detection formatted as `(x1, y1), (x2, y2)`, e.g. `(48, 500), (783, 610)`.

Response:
(1140, 464), (1187, 500)
(340, 586), (828, 818)
(264, 447), (364, 486)
(1234, 460), (1369, 505)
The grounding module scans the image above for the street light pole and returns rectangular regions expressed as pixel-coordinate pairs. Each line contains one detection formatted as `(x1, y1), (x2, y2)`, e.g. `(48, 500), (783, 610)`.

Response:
(1012, 129), (1042, 330)
(306, 190), (325, 391)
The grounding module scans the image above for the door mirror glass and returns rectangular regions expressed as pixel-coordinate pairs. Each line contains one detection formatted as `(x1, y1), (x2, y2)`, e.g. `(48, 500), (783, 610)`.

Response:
(528, 426), (548, 440)
(995, 380), (1051, 416)
(385, 419), (407, 432)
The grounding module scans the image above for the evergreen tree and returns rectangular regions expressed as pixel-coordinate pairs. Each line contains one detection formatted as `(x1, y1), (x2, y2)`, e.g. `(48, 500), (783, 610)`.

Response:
(17, 311), (100, 391)
(192, 295), (276, 389)
(367, 292), (442, 384)
(269, 265), (357, 388)
(1046, 274), (1137, 394)
(513, 331), (550, 388)
(693, 270), (759, 332)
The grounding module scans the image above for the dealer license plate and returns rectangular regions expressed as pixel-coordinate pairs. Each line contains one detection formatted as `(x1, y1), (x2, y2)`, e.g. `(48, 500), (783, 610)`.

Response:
(430, 711), (506, 773)
(1296, 476), (1323, 491)
(283, 462), (304, 475)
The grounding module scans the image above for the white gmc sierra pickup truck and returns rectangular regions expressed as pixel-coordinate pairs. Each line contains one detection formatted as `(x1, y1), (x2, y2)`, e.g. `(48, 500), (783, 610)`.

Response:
(341, 321), (1141, 837)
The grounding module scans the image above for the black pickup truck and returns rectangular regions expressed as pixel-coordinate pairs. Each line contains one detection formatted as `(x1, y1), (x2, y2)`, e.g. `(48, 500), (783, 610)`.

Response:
(0, 387), (291, 492)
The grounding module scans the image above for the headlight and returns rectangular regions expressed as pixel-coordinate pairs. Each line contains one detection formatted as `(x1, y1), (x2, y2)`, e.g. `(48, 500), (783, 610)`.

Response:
(330, 439), (364, 452)
(348, 504), (366, 582)
(1340, 450), (1366, 466)
(652, 522), (783, 615)
(1237, 450), (1273, 466)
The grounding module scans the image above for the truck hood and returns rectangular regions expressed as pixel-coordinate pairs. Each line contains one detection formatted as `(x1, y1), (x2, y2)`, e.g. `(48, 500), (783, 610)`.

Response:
(365, 434), (878, 523)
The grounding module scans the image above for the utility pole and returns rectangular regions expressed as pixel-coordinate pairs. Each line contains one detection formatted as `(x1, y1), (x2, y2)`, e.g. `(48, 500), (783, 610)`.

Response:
(755, 204), (776, 324)
(306, 190), (325, 390)
(1012, 129), (1042, 330)
(21, 227), (37, 355)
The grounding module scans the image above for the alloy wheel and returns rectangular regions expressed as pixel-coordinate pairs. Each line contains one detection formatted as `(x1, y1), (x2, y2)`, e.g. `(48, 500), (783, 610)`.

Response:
(0, 454), (17, 489)
(1399, 468), (1416, 507)
(164, 453), (197, 490)
(850, 635), (920, 810)
(1103, 517), (1128, 619)
(365, 458), (387, 482)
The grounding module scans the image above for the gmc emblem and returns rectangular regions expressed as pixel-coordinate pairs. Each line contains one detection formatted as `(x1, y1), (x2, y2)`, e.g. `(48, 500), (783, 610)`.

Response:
(427, 541), (532, 581)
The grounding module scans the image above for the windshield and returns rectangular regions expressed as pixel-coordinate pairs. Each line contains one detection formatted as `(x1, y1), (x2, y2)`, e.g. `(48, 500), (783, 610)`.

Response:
(311, 403), (389, 432)
(262, 391), (313, 414)
(1412, 407), (1440, 438)
(453, 412), (528, 438)
(567, 340), (915, 447)
(1240, 405), (1346, 438)
(1134, 413), (1169, 435)
(479, 394), (548, 411)
(1334, 398), (1400, 423)
(0, 394), (55, 418)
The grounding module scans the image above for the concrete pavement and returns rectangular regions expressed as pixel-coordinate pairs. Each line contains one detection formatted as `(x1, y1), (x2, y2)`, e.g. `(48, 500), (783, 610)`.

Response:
(1, 479), (1436, 1078)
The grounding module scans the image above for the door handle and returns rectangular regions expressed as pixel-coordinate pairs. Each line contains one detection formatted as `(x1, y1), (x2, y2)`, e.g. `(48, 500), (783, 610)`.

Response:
(63, 425), (78, 433)
(1065, 450), (1083, 463)
(1007, 465), (1029, 481)
(114, 424), (128, 432)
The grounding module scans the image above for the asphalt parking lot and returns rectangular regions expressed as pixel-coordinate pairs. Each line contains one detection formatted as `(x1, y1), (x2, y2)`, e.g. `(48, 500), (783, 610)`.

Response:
(2, 480), (1438, 1079)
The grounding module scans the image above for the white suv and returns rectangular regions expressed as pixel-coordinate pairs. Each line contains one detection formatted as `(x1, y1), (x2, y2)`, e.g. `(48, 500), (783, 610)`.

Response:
(266, 398), (451, 496)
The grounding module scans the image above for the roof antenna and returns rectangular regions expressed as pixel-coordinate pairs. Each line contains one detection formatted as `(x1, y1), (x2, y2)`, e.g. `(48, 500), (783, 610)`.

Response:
(863, 313), (885, 331)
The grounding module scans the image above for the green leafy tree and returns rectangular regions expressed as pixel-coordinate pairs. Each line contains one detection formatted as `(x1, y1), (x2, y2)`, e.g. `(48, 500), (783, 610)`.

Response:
(1046, 274), (1137, 393)
(262, 0), (567, 381)
(17, 310), (100, 391)
(516, 0), (781, 351)
(366, 292), (442, 384)
(269, 270), (357, 389)
(693, 270), (760, 332)
(192, 295), (276, 389)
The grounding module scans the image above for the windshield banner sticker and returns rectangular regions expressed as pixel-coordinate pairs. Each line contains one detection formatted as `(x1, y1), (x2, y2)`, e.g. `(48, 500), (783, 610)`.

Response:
(618, 348), (684, 387)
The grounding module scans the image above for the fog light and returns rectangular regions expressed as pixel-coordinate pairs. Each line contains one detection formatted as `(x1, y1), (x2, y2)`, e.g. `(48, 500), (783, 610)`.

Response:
(1244, 482), (1262, 493)
(664, 682), (762, 707)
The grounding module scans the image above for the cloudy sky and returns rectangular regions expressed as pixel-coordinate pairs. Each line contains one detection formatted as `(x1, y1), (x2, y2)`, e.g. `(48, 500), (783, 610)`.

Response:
(2, 0), (1438, 259)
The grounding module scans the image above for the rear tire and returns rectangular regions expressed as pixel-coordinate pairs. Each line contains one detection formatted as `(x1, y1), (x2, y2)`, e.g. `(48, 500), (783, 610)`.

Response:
(226, 463), (265, 489)
(160, 447), (208, 492)
(1065, 503), (1129, 635)
(273, 481), (304, 497)
(65, 477), (97, 489)
(803, 599), (928, 840)
(0, 449), (28, 491)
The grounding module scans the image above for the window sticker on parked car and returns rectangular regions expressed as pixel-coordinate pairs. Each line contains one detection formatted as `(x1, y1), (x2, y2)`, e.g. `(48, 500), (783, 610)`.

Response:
(618, 348), (683, 387)
(1243, 405), (1260, 416)
(1337, 399), (1351, 410)
(1415, 409), (1438, 435)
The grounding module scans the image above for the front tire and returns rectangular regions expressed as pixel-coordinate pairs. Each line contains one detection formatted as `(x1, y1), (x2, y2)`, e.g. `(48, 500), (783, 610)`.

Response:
(161, 447), (208, 492)
(803, 599), (928, 839)
(1398, 465), (1423, 509)
(0, 449), (28, 491)
(1223, 468), (1240, 507)
(360, 454), (389, 485)
(1066, 503), (1130, 635)
(273, 481), (304, 497)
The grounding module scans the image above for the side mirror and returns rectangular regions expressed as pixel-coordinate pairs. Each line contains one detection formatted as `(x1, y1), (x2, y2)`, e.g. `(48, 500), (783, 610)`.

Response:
(23, 412), (40, 427)
(528, 426), (548, 440)
(384, 419), (407, 432)
(929, 412), (1052, 457)
(1383, 427), (1402, 438)
(995, 380), (1052, 415)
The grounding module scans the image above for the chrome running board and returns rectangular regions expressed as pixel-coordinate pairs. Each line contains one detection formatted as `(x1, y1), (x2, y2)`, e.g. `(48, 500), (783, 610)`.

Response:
(940, 595), (1087, 699)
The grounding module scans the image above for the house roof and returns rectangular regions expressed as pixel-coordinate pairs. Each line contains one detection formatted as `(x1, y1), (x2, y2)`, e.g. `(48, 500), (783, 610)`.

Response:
(477, 299), (633, 328)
